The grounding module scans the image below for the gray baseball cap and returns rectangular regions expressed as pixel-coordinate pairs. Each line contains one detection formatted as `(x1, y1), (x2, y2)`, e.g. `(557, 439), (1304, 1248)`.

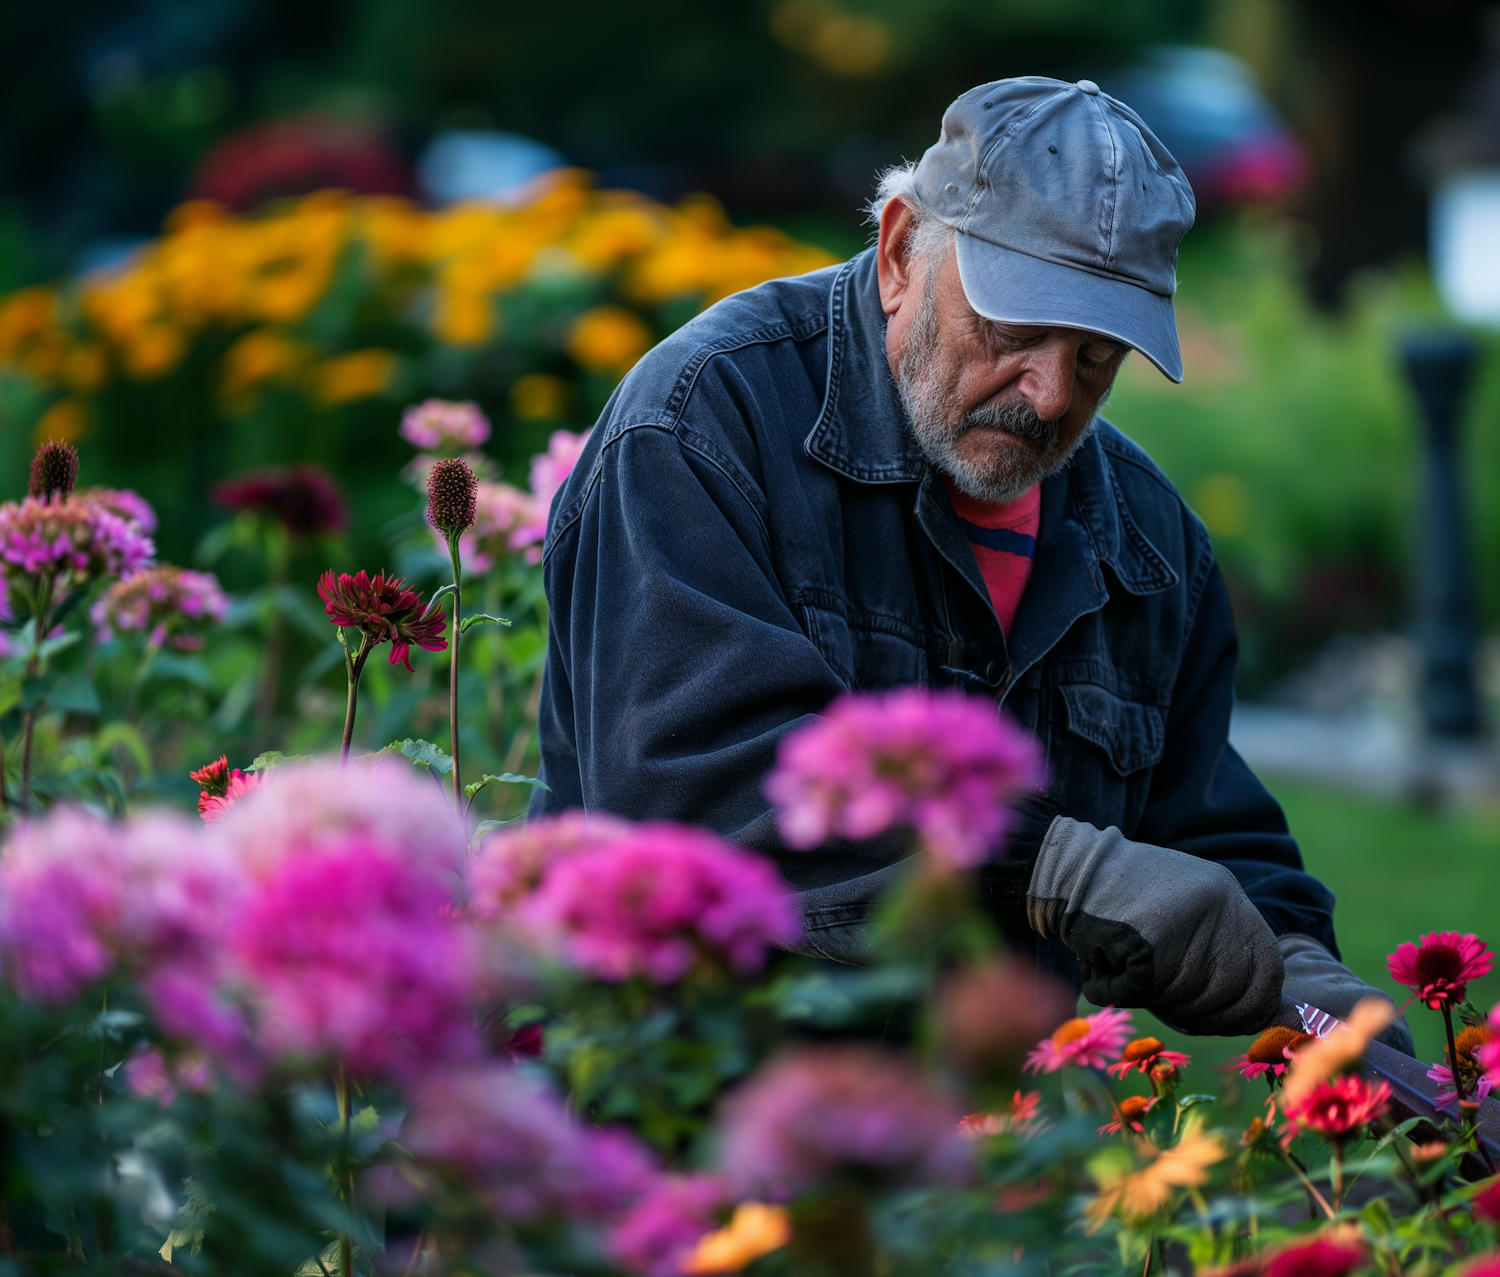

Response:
(913, 76), (1196, 382)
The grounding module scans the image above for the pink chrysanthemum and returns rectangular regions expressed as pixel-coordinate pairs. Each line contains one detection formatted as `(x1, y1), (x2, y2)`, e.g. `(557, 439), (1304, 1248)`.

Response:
(400, 398), (491, 451)
(92, 565), (228, 650)
(211, 757), (467, 881)
(1106, 1036), (1191, 1078)
(764, 688), (1044, 868)
(467, 810), (632, 919)
(1387, 931), (1493, 1009)
(1484, 1005), (1500, 1092)
(226, 835), (480, 1077)
(1280, 1074), (1391, 1147)
(1025, 1007), (1133, 1073)
(405, 1063), (654, 1221)
(317, 569), (447, 672)
(518, 823), (800, 982)
(608, 1174), (728, 1277)
(714, 1044), (971, 1198)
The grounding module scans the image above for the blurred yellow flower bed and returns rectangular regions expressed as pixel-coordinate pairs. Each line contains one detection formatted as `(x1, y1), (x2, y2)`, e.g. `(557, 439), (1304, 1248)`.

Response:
(0, 172), (838, 442)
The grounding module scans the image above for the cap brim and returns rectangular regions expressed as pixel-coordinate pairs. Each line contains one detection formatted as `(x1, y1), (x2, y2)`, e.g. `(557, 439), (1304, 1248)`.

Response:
(954, 233), (1184, 383)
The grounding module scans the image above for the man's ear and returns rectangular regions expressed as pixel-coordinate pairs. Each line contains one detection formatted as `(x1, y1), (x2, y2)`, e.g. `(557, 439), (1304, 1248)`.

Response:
(876, 199), (919, 316)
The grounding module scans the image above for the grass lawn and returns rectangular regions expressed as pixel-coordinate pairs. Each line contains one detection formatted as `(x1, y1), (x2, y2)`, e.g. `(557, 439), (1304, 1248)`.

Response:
(1102, 776), (1500, 1114)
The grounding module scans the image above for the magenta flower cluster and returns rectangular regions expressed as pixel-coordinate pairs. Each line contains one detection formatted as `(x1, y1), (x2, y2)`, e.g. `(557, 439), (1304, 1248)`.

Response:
(90, 565), (229, 649)
(0, 491), (155, 592)
(0, 760), (476, 1084)
(764, 687), (1045, 868)
(474, 816), (801, 983)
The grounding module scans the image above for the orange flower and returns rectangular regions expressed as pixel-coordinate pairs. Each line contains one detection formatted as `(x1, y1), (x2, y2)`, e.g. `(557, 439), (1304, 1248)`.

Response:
(1281, 998), (1394, 1108)
(567, 304), (653, 376)
(1099, 1093), (1157, 1136)
(1084, 1124), (1226, 1232)
(681, 1202), (790, 1274)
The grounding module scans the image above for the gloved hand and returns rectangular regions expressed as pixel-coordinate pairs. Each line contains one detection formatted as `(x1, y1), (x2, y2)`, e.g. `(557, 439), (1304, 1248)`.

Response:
(1274, 933), (1414, 1056)
(1026, 817), (1284, 1036)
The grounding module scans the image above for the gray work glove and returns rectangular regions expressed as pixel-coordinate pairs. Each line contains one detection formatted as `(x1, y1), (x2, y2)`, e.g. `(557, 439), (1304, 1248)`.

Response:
(1275, 933), (1415, 1056)
(1026, 817), (1284, 1036)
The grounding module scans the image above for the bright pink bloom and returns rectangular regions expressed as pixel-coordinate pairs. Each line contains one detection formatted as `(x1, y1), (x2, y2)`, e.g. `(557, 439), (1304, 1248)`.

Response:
(449, 480), (535, 573)
(1458, 1260), (1500, 1277)
(1471, 1177), (1500, 1221)
(198, 769), (264, 822)
(1232, 1025), (1314, 1081)
(316, 569), (447, 672)
(1429, 1061), (1493, 1109)
(400, 398), (491, 451)
(1280, 1074), (1390, 1147)
(1098, 1094), (1156, 1136)
(212, 757), (467, 880)
(764, 688), (1044, 868)
(957, 1090), (1044, 1139)
(467, 810), (632, 919)
(226, 836), (480, 1077)
(123, 1045), (213, 1107)
(714, 1045), (971, 1198)
(518, 823), (800, 982)
(80, 487), (157, 534)
(405, 1063), (653, 1221)
(1262, 1235), (1367, 1277)
(510, 428), (590, 560)
(608, 1174), (728, 1277)
(1025, 1007), (1133, 1073)
(1386, 931), (1493, 1009)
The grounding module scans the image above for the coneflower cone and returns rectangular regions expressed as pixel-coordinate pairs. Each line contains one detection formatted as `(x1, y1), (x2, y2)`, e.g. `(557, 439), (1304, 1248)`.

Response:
(28, 441), (79, 503)
(427, 457), (477, 536)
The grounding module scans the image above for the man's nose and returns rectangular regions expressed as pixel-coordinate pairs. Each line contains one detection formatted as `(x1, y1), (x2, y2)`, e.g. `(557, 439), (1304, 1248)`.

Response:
(1017, 344), (1077, 422)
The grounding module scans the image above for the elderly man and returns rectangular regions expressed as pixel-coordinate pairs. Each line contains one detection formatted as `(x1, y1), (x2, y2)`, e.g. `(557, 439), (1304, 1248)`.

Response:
(531, 76), (1407, 1045)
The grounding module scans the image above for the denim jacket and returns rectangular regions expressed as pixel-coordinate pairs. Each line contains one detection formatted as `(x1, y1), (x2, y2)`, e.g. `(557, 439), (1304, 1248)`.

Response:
(531, 248), (1338, 968)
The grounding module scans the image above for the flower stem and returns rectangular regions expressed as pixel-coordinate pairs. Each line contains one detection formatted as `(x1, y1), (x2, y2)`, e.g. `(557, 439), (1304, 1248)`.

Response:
(1275, 1148), (1336, 1220)
(20, 577), (54, 812)
(446, 533), (462, 812)
(1442, 1003), (1467, 1104)
(339, 633), (372, 764)
(1330, 1143), (1344, 1213)
(336, 1065), (353, 1277)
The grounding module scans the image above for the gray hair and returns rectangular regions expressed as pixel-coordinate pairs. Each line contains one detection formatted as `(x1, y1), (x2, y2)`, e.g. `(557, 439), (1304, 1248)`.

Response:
(865, 160), (953, 264)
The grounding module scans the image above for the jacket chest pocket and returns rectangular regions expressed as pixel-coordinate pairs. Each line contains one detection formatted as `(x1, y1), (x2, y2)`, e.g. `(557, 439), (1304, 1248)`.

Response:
(1058, 682), (1165, 776)
(1046, 682), (1165, 833)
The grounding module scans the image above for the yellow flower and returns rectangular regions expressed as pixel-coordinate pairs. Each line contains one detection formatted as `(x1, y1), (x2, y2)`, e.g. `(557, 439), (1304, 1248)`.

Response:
(432, 277), (498, 346)
(1084, 1123), (1225, 1233)
(308, 349), (397, 406)
(63, 344), (108, 392)
(121, 325), (185, 380)
(510, 373), (570, 421)
(33, 398), (88, 446)
(223, 329), (306, 397)
(567, 305), (652, 376)
(682, 1202), (791, 1274)
(0, 288), (59, 361)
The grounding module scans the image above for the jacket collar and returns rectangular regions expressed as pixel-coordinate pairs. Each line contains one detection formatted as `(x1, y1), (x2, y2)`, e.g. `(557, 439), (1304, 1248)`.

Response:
(805, 248), (1176, 601)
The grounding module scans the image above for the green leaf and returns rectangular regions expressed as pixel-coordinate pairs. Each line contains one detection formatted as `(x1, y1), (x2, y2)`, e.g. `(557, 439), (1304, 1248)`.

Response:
(245, 750), (312, 773)
(423, 583), (457, 617)
(473, 818), (516, 838)
(350, 1104), (381, 1136)
(389, 737), (453, 776)
(1177, 1094), (1217, 1110)
(464, 771), (549, 800)
(23, 670), (100, 713)
(459, 612), (511, 634)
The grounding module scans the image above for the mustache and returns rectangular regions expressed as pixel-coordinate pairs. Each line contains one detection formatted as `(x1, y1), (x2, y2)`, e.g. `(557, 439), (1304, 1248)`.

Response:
(958, 397), (1057, 441)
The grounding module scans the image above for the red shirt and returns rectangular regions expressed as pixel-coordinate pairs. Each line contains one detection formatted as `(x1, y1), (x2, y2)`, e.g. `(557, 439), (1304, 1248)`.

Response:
(942, 478), (1041, 636)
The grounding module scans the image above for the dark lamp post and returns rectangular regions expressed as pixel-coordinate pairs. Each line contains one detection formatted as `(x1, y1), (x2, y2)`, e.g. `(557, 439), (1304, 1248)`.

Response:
(1400, 334), (1482, 738)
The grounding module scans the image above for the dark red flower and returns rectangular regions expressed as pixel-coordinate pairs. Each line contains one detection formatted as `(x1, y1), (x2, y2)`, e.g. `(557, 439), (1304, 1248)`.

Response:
(427, 457), (478, 536)
(189, 755), (232, 798)
(1471, 1178), (1500, 1222)
(29, 441), (78, 503)
(213, 465), (346, 537)
(317, 569), (447, 672)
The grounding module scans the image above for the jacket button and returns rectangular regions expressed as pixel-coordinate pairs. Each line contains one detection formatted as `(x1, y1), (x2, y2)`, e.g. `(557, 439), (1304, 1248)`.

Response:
(985, 661), (999, 682)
